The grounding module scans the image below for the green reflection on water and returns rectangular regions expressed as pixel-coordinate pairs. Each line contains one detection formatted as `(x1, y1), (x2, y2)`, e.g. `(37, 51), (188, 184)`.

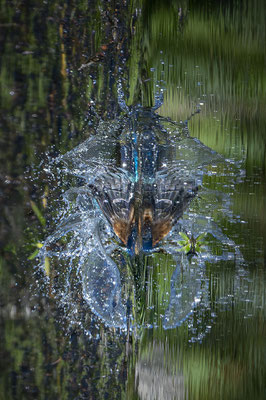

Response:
(0, 0), (265, 399)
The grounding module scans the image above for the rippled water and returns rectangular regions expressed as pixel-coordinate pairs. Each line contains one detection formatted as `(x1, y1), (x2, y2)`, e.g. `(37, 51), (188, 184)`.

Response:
(0, 1), (265, 399)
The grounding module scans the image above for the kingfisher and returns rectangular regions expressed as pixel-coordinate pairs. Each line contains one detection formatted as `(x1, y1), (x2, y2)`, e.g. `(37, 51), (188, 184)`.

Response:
(89, 108), (198, 254)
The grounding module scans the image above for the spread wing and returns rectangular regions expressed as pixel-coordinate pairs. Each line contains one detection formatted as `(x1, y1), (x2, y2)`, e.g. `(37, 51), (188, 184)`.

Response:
(89, 170), (135, 245)
(150, 171), (198, 245)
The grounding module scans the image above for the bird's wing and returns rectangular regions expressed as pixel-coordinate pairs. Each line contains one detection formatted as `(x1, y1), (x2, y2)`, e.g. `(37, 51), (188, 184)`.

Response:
(151, 171), (198, 245)
(89, 170), (135, 244)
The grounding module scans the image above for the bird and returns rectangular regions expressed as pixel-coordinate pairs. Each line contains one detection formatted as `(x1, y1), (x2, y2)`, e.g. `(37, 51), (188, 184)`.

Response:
(89, 165), (197, 255)
(88, 109), (198, 254)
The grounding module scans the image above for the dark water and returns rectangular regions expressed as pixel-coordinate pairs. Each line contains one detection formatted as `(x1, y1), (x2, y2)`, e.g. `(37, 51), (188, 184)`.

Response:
(0, 1), (265, 399)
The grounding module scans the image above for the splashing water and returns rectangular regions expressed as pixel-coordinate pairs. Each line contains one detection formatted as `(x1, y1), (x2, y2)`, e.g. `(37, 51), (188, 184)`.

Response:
(39, 107), (247, 334)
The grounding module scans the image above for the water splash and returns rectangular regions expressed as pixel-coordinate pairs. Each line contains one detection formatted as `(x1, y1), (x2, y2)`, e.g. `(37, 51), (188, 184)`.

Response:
(163, 253), (208, 329)
(38, 108), (248, 334)
(81, 221), (127, 329)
